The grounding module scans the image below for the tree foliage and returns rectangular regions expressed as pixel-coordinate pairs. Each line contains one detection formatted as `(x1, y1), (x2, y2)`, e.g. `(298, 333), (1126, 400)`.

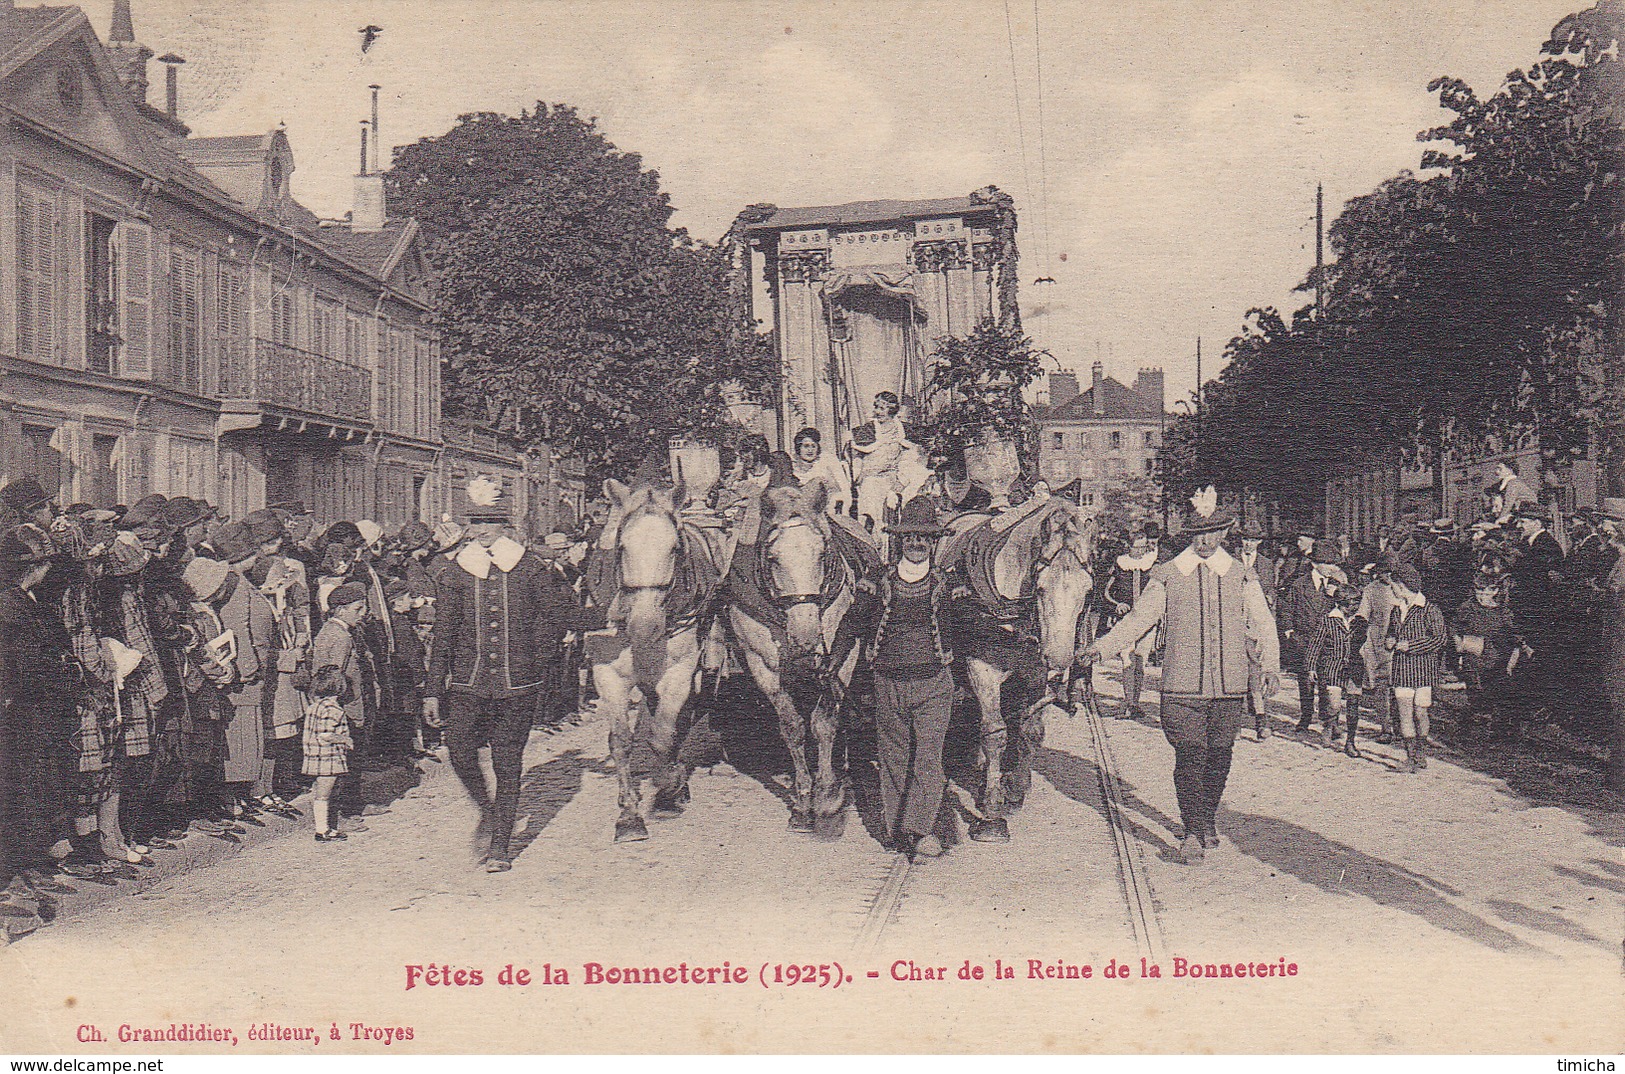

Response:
(386, 103), (775, 480)
(919, 317), (1047, 462)
(1179, 2), (1623, 508)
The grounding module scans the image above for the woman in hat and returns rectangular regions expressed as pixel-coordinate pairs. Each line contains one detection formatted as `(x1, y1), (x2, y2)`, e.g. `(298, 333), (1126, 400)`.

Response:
(0, 527), (80, 894)
(1385, 563), (1447, 773)
(833, 496), (959, 859)
(1102, 524), (1161, 720)
(245, 510), (310, 815)
(60, 531), (166, 866)
(1451, 571), (1515, 739)
(186, 541), (277, 822)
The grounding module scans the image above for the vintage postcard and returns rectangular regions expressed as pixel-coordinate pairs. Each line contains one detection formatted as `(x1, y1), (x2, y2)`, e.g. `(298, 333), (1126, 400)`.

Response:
(0, 0), (1620, 1058)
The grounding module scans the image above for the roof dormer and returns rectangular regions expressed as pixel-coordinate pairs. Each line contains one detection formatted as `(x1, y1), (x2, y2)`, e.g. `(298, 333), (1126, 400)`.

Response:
(174, 127), (295, 213)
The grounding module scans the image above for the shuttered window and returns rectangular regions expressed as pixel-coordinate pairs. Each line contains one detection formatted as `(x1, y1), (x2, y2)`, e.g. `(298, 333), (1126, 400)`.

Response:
(114, 220), (153, 377)
(168, 244), (202, 391)
(216, 263), (249, 394)
(17, 182), (57, 363)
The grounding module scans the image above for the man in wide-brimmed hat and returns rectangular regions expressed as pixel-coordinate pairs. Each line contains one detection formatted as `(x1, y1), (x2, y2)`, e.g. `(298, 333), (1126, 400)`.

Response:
(0, 476), (55, 530)
(1083, 487), (1280, 865)
(835, 496), (957, 859)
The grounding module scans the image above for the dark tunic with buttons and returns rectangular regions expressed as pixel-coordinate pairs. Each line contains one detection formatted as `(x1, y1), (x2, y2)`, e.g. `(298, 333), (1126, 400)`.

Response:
(427, 551), (585, 701)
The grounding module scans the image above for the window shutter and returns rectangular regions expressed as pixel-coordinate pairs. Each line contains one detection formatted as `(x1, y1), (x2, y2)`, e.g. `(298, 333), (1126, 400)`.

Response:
(17, 183), (57, 363)
(216, 263), (248, 395)
(56, 189), (83, 369)
(115, 220), (153, 378)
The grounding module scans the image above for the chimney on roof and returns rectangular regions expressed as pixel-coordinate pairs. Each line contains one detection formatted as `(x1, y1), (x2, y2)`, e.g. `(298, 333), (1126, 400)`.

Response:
(1049, 371), (1079, 406)
(105, 0), (153, 106)
(158, 53), (183, 119)
(110, 0), (134, 41)
(1134, 367), (1165, 414)
(353, 117), (385, 231)
(1091, 361), (1105, 417)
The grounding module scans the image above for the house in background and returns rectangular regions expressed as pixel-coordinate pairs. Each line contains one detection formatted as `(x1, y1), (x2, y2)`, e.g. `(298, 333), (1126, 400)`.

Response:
(1034, 362), (1166, 511)
(0, 0), (578, 532)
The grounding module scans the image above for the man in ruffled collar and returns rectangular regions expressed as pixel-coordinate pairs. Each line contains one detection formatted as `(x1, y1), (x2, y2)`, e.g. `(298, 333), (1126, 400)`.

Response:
(424, 478), (588, 872)
(1082, 487), (1280, 865)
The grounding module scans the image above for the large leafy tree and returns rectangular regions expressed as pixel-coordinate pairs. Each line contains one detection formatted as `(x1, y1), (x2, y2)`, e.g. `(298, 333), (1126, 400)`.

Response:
(1186, 2), (1620, 509)
(386, 104), (775, 480)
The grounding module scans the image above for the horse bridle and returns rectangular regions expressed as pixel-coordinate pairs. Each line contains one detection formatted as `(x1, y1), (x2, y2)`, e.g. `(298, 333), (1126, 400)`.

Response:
(762, 516), (838, 613)
(616, 502), (681, 597)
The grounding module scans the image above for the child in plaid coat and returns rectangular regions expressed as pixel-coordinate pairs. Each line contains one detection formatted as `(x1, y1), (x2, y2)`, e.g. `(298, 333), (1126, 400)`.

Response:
(1304, 577), (1363, 757)
(302, 666), (355, 842)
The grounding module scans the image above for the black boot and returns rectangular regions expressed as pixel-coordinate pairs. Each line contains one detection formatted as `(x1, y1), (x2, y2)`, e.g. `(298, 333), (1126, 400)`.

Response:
(1402, 736), (1419, 774)
(1344, 706), (1361, 758)
(1415, 735), (1428, 770)
(1375, 686), (1395, 743)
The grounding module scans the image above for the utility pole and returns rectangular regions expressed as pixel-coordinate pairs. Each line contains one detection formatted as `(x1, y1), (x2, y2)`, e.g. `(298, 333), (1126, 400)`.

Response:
(1315, 181), (1325, 321)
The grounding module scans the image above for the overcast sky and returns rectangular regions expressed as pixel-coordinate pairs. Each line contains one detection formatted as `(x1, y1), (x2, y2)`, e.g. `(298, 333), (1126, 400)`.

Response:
(89, 0), (1580, 401)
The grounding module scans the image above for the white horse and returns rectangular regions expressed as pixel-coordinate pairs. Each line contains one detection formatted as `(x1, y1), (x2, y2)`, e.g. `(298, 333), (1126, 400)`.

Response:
(724, 484), (874, 834)
(942, 497), (1097, 841)
(589, 479), (717, 842)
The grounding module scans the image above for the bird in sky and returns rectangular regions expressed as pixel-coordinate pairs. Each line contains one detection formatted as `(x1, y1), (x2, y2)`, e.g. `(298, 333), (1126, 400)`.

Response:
(359, 25), (383, 53)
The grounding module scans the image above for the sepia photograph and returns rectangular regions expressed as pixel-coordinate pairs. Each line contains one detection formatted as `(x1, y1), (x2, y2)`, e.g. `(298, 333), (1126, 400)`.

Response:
(0, 0), (1621, 1058)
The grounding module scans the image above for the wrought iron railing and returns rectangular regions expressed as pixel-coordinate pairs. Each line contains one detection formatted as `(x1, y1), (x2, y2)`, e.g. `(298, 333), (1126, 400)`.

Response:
(217, 337), (372, 423)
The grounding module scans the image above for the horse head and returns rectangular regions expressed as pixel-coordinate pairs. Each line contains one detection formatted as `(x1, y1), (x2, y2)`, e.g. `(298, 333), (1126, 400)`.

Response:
(761, 482), (832, 662)
(1034, 503), (1097, 672)
(605, 477), (684, 689)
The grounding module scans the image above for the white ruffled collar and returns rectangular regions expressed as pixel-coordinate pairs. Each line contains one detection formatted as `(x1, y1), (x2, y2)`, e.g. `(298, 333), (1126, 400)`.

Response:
(457, 537), (527, 579)
(1117, 550), (1157, 571)
(1172, 545), (1234, 577)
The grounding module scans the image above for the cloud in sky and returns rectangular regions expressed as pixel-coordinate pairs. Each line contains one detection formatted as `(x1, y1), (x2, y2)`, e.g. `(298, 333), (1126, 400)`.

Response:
(89, 0), (1580, 399)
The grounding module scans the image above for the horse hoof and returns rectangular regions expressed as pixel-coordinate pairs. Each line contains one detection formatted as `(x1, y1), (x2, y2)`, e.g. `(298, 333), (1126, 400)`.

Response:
(787, 809), (816, 833)
(614, 817), (649, 843)
(970, 818), (1011, 843)
(650, 789), (687, 818)
(813, 811), (846, 841)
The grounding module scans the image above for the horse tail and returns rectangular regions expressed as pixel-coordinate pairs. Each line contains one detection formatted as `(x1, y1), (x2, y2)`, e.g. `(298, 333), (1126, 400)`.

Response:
(625, 586), (668, 691)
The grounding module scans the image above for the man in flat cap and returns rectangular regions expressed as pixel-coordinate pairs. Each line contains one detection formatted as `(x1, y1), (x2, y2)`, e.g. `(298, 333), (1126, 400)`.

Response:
(1083, 487), (1280, 865)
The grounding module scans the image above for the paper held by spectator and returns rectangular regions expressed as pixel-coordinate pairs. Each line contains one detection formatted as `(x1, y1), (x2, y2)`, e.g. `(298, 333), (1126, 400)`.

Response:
(98, 635), (145, 688)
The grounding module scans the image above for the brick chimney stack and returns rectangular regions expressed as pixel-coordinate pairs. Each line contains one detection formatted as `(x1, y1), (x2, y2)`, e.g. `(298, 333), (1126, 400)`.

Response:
(105, 0), (153, 106)
(1134, 367), (1165, 413)
(1049, 371), (1079, 406)
(1092, 361), (1105, 417)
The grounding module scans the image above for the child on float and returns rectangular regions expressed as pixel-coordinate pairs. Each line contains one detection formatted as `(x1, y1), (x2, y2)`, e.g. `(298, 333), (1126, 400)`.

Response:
(1384, 563), (1448, 773)
(302, 665), (355, 842)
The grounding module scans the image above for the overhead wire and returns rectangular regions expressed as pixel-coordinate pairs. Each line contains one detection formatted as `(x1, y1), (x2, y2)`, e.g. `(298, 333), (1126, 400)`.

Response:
(1002, 0), (1037, 246)
(1031, 0), (1053, 281)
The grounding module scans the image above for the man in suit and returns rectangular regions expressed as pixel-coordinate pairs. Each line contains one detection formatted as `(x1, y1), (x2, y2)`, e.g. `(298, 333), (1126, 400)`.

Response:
(1508, 504), (1566, 722)
(423, 480), (587, 872)
(1281, 538), (1340, 734)
(1234, 518), (1279, 737)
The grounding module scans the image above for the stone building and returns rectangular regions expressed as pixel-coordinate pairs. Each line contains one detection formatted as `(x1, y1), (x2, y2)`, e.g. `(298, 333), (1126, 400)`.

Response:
(728, 190), (1019, 452)
(0, 1), (580, 532)
(1033, 362), (1166, 510)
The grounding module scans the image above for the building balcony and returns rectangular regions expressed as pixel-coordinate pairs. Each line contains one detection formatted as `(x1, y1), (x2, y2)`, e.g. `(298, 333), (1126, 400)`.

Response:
(218, 338), (373, 425)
